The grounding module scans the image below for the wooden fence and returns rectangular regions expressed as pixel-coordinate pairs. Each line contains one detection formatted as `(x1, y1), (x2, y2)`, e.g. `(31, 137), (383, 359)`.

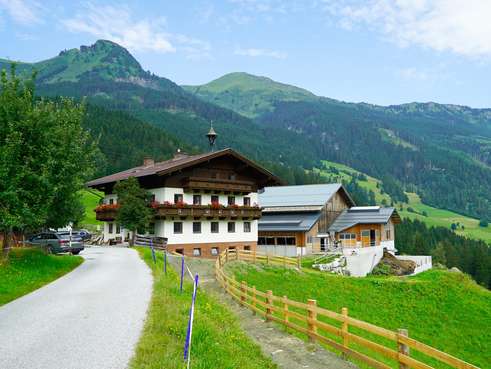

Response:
(215, 249), (479, 369)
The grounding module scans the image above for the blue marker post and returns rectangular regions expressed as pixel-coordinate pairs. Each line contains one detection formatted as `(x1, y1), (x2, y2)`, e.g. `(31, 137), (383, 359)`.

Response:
(183, 274), (199, 369)
(150, 239), (156, 264)
(180, 255), (185, 293)
(164, 251), (167, 275)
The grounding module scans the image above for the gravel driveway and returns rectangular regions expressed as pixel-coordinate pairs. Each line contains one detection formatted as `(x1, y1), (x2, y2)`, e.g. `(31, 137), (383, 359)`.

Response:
(0, 247), (152, 369)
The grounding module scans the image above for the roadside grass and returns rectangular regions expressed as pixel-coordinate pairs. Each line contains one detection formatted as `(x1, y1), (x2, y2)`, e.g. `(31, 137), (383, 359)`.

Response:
(317, 160), (491, 244)
(79, 189), (103, 228)
(130, 247), (277, 369)
(228, 263), (491, 369)
(0, 248), (83, 306)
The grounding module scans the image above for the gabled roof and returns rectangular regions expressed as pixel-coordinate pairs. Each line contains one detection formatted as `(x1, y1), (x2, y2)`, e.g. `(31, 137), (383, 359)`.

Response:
(86, 148), (283, 188)
(259, 183), (355, 209)
(328, 207), (401, 232)
(259, 212), (321, 232)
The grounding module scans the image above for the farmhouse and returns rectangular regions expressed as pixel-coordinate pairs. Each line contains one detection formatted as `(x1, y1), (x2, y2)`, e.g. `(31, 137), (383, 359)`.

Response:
(86, 148), (282, 257)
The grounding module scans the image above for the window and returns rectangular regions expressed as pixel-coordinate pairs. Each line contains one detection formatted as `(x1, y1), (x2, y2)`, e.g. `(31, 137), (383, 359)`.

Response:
(174, 193), (183, 204)
(243, 221), (251, 233)
(243, 197), (251, 206)
(276, 237), (287, 245)
(320, 238), (326, 252)
(108, 223), (113, 234)
(244, 245), (251, 251)
(116, 223), (121, 234)
(193, 222), (201, 234)
(286, 237), (296, 245)
(258, 237), (266, 245)
(176, 249), (184, 255)
(174, 222), (183, 234)
(193, 195), (201, 205)
(211, 222), (219, 233)
(386, 230), (391, 240)
(148, 223), (155, 235)
(229, 174), (236, 180)
(211, 195), (219, 204)
(228, 196), (235, 205)
(266, 237), (275, 245)
(193, 248), (201, 257)
(150, 194), (156, 202)
(211, 247), (219, 256)
(228, 222), (235, 233)
(109, 198), (114, 205)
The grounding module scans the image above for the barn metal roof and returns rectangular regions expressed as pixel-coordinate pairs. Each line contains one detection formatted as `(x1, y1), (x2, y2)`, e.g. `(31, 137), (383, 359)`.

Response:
(328, 207), (400, 232)
(259, 183), (355, 208)
(258, 212), (320, 232)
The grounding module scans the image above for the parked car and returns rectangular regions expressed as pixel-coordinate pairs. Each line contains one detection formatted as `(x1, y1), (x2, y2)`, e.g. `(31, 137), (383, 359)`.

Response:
(26, 232), (84, 255)
(74, 229), (92, 241)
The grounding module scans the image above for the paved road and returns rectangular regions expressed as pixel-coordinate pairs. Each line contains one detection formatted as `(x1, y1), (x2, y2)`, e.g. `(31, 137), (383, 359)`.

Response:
(0, 247), (152, 369)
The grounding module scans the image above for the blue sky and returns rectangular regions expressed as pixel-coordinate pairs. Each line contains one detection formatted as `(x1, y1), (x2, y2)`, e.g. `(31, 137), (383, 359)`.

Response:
(1, 0), (491, 107)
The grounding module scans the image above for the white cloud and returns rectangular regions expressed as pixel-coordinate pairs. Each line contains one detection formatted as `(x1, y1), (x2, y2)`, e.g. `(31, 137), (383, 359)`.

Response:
(0, 0), (42, 25)
(235, 47), (287, 59)
(323, 0), (491, 58)
(62, 3), (211, 59)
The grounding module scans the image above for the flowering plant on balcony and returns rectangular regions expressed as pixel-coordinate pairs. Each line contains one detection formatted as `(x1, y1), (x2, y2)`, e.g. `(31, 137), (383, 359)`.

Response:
(149, 201), (161, 209)
(95, 203), (119, 212)
(175, 200), (188, 208)
(227, 204), (239, 209)
(163, 201), (172, 206)
(209, 201), (224, 209)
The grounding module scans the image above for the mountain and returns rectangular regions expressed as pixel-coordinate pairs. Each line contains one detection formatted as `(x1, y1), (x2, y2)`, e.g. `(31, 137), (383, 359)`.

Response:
(183, 72), (317, 118)
(2, 40), (491, 222)
(186, 73), (491, 221)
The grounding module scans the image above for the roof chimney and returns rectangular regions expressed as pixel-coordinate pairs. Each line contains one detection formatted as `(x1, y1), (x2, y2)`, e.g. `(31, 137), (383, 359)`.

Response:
(143, 156), (154, 167)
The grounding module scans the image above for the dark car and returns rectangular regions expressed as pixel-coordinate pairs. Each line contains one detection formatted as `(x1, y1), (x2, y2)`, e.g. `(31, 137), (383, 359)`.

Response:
(72, 229), (92, 241)
(26, 232), (84, 255)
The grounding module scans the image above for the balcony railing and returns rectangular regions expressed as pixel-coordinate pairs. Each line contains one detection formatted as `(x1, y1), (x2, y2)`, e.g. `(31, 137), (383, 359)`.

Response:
(95, 202), (261, 221)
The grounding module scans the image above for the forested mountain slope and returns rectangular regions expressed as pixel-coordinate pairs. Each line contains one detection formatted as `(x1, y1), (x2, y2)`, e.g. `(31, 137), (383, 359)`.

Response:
(2, 40), (490, 221)
(188, 74), (491, 221)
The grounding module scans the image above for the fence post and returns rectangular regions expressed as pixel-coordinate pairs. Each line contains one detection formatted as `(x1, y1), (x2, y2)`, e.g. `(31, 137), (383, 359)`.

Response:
(236, 249), (239, 261)
(253, 249), (256, 264)
(297, 253), (301, 269)
(283, 295), (289, 330)
(266, 290), (273, 322)
(226, 248), (229, 263)
(180, 255), (185, 294)
(252, 286), (257, 315)
(266, 253), (270, 265)
(164, 251), (167, 275)
(307, 299), (317, 342)
(397, 329), (409, 369)
(341, 307), (349, 358)
(241, 281), (247, 304)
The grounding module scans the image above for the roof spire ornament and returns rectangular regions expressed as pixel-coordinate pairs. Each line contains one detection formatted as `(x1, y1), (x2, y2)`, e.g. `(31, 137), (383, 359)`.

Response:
(206, 121), (217, 152)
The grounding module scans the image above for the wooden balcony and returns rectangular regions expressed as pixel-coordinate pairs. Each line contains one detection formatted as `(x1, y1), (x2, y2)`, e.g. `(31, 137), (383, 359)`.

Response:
(95, 204), (262, 221)
(154, 204), (262, 220)
(182, 176), (255, 194)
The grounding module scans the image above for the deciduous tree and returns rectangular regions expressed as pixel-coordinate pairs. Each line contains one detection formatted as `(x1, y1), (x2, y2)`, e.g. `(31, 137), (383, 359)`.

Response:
(114, 177), (153, 246)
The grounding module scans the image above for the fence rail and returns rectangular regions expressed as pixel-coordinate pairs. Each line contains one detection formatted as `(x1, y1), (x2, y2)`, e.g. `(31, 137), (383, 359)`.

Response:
(134, 235), (167, 249)
(215, 249), (479, 369)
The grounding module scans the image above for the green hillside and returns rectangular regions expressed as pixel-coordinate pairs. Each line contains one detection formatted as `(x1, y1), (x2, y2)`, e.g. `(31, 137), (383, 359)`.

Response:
(317, 160), (491, 244)
(183, 72), (317, 118)
(228, 263), (490, 369)
(3, 40), (491, 222)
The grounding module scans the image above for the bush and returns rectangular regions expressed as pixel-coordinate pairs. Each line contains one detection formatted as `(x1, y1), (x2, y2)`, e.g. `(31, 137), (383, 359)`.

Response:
(407, 207), (415, 213)
(479, 219), (489, 228)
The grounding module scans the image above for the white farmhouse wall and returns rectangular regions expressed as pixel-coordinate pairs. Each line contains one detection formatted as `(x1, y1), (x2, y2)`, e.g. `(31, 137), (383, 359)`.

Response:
(158, 219), (257, 245)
